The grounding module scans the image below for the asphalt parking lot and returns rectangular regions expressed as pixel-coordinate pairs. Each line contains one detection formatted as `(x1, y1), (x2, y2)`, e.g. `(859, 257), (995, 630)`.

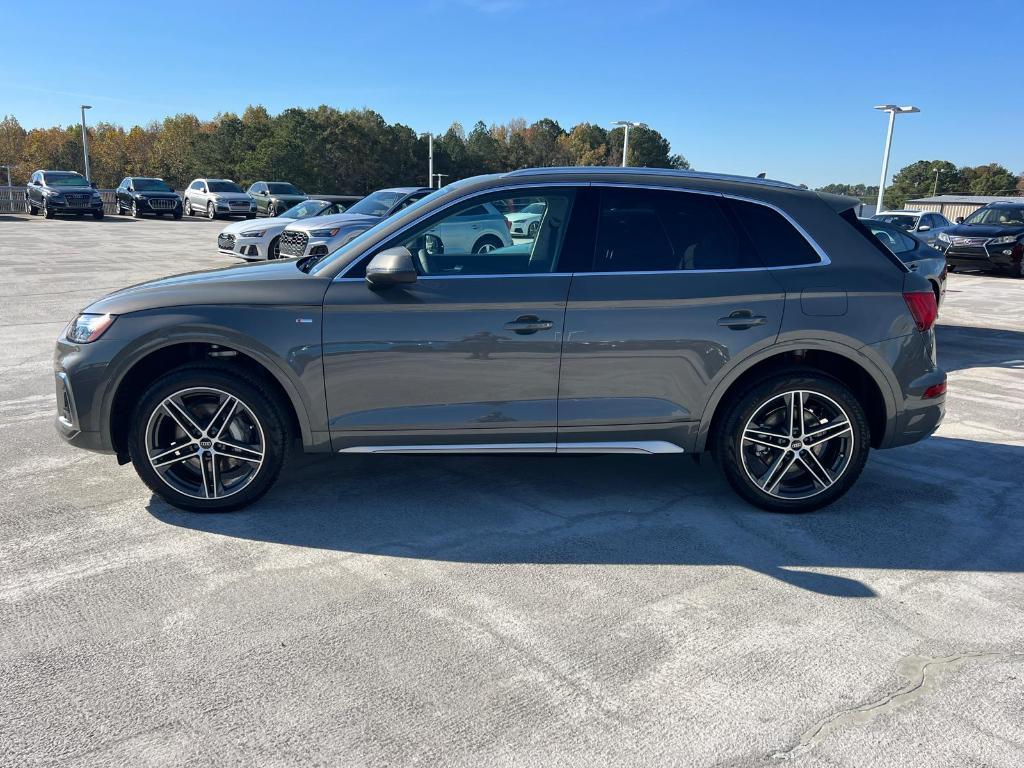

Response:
(1, 213), (1022, 767)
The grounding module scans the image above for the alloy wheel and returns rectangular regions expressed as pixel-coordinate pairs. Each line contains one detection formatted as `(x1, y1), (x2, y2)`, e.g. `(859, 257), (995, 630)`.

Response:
(739, 389), (854, 500)
(144, 387), (265, 501)
(207, 202), (215, 220)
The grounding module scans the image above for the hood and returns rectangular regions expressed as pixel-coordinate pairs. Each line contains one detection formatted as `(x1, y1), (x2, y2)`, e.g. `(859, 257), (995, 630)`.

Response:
(504, 211), (538, 222)
(221, 216), (293, 234)
(133, 191), (180, 199)
(209, 191), (253, 201)
(945, 223), (1024, 239)
(84, 260), (329, 316)
(286, 212), (380, 233)
(49, 185), (93, 193)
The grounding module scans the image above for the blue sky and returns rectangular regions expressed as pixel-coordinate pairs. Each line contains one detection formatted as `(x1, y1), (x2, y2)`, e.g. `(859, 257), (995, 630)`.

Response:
(4, 0), (1021, 187)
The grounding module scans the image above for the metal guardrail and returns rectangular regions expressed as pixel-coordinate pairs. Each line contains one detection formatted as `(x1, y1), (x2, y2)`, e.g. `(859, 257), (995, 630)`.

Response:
(0, 186), (119, 215)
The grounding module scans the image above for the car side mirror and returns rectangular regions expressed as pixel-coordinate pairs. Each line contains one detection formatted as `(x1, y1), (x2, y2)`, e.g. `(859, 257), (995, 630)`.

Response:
(365, 246), (418, 288)
(917, 224), (930, 232)
(955, 217), (964, 224)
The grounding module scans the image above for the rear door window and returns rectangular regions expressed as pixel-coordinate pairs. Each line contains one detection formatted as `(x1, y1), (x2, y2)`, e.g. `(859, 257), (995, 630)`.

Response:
(727, 198), (822, 266)
(588, 188), (756, 272)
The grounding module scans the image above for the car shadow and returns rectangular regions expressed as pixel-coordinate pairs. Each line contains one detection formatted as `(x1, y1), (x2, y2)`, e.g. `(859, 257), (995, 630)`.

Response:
(937, 323), (1024, 372)
(148, 436), (1024, 599)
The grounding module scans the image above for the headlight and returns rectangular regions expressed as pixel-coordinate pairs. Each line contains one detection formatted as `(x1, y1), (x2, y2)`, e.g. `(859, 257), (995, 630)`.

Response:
(241, 229), (267, 238)
(989, 235), (1021, 246)
(310, 227), (341, 237)
(44, 189), (63, 197)
(937, 232), (951, 243)
(64, 313), (116, 344)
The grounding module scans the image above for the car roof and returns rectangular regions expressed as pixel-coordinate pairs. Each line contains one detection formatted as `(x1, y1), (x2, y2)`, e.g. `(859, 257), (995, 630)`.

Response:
(504, 166), (801, 190)
(874, 210), (922, 215)
(41, 170), (85, 175)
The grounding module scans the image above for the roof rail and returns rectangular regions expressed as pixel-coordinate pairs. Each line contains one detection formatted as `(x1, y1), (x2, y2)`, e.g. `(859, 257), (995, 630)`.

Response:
(503, 166), (802, 190)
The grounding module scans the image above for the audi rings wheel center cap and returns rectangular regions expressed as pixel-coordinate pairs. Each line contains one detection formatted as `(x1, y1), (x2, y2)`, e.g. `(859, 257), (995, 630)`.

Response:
(199, 438), (213, 449)
(791, 440), (803, 450)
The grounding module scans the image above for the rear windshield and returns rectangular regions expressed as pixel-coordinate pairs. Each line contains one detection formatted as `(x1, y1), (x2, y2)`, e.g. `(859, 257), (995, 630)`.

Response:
(871, 214), (918, 232)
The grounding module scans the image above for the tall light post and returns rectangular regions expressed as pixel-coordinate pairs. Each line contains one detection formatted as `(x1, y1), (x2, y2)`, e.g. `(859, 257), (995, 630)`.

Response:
(611, 120), (647, 167)
(932, 164), (941, 197)
(420, 132), (434, 188)
(873, 104), (919, 213)
(80, 105), (93, 182)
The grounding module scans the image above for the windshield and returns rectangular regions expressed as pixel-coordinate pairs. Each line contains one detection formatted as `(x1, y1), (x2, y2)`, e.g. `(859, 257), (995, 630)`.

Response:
(267, 182), (302, 195)
(306, 186), (452, 275)
(46, 173), (89, 188)
(282, 200), (333, 219)
(208, 181), (243, 193)
(871, 214), (917, 232)
(963, 205), (1024, 226)
(865, 222), (916, 257)
(343, 190), (406, 217)
(133, 178), (172, 192)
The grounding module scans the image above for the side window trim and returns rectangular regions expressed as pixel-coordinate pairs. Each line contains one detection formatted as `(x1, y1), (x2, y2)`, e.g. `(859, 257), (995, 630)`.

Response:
(580, 183), (829, 274)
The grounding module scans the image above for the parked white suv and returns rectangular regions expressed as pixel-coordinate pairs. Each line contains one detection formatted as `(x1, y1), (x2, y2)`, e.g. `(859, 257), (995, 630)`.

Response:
(183, 179), (256, 220)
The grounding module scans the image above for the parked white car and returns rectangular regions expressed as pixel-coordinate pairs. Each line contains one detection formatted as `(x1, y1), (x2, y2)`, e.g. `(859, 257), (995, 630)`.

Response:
(504, 201), (547, 239)
(217, 199), (352, 260)
(183, 178), (256, 220)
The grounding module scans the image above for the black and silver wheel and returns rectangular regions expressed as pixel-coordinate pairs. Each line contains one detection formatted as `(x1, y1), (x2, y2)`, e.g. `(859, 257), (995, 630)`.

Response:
(715, 373), (870, 512)
(267, 203), (277, 217)
(472, 235), (502, 254)
(128, 367), (288, 512)
(527, 220), (540, 238)
(43, 202), (54, 219)
(131, 200), (140, 218)
(268, 236), (281, 260)
(207, 201), (216, 220)
(184, 199), (193, 216)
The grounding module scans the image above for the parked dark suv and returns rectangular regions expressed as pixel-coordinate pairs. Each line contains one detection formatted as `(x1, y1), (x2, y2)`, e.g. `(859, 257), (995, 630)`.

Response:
(936, 201), (1024, 277)
(115, 177), (183, 219)
(27, 170), (104, 219)
(53, 167), (945, 513)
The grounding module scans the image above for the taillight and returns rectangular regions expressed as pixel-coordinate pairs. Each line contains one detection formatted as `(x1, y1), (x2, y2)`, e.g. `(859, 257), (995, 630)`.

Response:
(504, 217), (511, 230)
(903, 291), (937, 332)
(923, 382), (946, 399)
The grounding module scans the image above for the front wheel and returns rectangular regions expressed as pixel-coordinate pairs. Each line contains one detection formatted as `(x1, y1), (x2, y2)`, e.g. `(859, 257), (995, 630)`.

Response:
(714, 373), (870, 513)
(93, 210), (104, 220)
(207, 202), (216, 220)
(128, 366), (289, 512)
(184, 199), (193, 216)
(131, 201), (140, 218)
(268, 236), (281, 260)
(43, 203), (54, 219)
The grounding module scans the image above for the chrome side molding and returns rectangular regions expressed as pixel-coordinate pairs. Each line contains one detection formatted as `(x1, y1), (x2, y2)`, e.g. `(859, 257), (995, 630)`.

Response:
(338, 441), (683, 455)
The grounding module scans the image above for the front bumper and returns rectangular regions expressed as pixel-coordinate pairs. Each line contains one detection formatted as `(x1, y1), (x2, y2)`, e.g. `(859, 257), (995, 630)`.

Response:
(48, 196), (104, 212)
(218, 231), (273, 260)
(942, 242), (1022, 271)
(214, 200), (257, 216)
(53, 340), (116, 454)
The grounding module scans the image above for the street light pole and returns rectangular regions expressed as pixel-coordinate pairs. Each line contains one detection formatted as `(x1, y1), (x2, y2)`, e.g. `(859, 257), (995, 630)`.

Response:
(80, 105), (93, 182)
(932, 166), (940, 197)
(873, 104), (919, 213)
(420, 132), (434, 188)
(611, 120), (648, 167)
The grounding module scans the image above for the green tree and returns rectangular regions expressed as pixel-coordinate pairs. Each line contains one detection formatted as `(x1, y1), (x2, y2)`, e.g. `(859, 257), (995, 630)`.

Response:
(960, 163), (1018, 196)
(0, 115), (27, 183)
(884, 160), (960, 209)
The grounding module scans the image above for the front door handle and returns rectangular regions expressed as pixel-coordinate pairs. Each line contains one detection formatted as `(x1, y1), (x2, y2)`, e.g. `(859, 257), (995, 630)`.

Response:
(717, 310), (768, 329)
(504, 315), (554, 334)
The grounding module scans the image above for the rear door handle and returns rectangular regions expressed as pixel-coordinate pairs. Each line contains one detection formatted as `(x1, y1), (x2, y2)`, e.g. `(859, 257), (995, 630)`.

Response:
(504, 315), (554, 334)
(717, 310), (768, 329)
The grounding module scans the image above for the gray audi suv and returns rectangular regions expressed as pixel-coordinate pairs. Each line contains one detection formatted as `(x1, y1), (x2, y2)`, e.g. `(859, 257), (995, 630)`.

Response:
(53, 167), (946, 513)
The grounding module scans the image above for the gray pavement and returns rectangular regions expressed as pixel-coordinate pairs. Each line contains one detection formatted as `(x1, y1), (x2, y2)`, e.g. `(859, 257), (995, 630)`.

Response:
(1, 212), (1022, 767)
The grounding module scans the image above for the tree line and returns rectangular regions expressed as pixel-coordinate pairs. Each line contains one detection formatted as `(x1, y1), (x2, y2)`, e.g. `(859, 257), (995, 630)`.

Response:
(818, 160), (1023, 209)
(0, 108), (689, 193)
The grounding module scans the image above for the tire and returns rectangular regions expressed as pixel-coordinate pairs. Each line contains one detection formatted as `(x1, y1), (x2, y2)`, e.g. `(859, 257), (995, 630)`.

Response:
(184, 199), (193, 216)
(267, 203), (277, 218)
(1011, 260), (1024, 279)
(472, 235), (503, 254)
(131, 201), (140, 218)
(43, 203), (54, 219)
(93, 210), (104, 220)
(245, 213), (255, 220)
(127, 365), (289, 512)
(207, 202), (216, 220)
(713, 372), (870, 513)
(28, 203), (37, 215)
(173, 210), (182, 220)
(527, 220), (540, 238)
(268, 236), (281, 260)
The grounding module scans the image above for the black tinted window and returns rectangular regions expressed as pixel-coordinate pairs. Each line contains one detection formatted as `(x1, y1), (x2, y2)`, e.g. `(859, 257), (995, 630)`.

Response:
(729, 199), (821, 266)
(591, 188), (753, 272)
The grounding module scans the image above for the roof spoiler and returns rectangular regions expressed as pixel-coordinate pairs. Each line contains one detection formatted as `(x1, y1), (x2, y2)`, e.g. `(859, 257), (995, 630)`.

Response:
(816, 191), (860, 213)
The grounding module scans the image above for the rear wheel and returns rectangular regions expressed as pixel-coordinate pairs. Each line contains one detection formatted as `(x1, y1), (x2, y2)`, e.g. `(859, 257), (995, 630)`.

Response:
(472, 235), (503, 254)
(128, 366), (289, 512)
(714, 372), (870, 513)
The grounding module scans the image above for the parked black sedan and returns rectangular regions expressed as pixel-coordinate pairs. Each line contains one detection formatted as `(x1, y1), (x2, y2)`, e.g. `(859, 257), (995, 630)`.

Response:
(935, 201), (1024, 278)
(115, 177), (183, 219)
